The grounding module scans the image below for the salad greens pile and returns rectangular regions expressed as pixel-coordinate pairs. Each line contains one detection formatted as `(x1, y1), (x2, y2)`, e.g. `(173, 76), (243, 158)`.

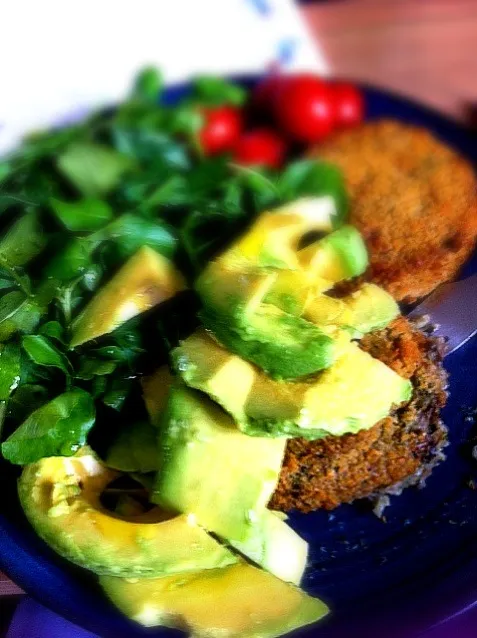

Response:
(0, 68), (348, 467)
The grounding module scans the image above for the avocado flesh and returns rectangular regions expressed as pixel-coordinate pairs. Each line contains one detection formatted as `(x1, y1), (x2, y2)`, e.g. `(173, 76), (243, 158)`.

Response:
(19, 447), (236, 577)
(174, 330), (412, 439)
(200, 305), (337, 380)
(153, 385), (286, 545)
(197, 262), (336, 379)
(339, 283), (400, 337)
(232, 510), (308, 586)
(305, 283), (400, 338)
(71, 246), (185, 347)
(196, 224), (369, 379)
(140, 364), (174, 425)
(298, 225), (368, 282)
(100, 562), (329, 636)
(225, 197), (335, 270)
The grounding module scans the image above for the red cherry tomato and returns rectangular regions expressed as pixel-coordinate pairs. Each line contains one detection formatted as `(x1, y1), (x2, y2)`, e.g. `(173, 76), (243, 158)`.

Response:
(199, 106), (242, 155)
(233, 129), (286, 169)
(332, 83), (364, 129)
(274, 75), (334, 143)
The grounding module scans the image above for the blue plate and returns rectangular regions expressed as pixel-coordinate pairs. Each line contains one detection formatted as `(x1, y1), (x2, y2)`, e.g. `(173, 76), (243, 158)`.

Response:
(1, 79), (477, 638)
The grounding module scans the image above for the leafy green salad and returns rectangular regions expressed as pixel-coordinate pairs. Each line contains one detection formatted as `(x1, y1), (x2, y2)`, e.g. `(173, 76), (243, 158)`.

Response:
(0, 69), (348, 466)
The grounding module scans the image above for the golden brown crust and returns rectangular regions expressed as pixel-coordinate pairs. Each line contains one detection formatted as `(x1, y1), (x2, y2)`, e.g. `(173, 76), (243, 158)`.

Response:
(270, 317), (448, 512)
(313, 120), (477, 302)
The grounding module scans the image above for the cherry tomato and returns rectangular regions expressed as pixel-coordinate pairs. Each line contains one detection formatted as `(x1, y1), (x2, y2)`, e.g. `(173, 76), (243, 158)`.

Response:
(199, 106), (242, 155)
(274, 75), (334, 143)
(332, 83), (364, 129)
(233, 129), (286, 169)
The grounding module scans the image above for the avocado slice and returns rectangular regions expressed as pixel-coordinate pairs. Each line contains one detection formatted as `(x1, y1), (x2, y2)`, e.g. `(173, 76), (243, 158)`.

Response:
(19, 447), (236, 577)
(305, 283), (399, 338)
(197, 263), (334, 375)
(339, 283), (400, 336)
(200, 305), (337, 379)
(298, 225), (368, 282)
(174, 330), (412, 439)
(100, 562), (329, 636)
(71, 246), (185, 347)
(152, 385), (286, 545)
(224, 197), (336, 270)
(196, 261), (278, 319)
(140, 364), (174, 425)
(232, 510), (308, 586)
(195, 224), (369, 379)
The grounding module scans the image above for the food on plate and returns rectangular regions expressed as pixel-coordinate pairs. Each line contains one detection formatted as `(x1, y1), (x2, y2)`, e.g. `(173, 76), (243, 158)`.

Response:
(71, 246), (186, 346)
(271, 316), (448, 511)
(271, 75), (335, 143)
(100, 562), (329, 635)
(173, 329), (411, 439)
(0, 70), (458, 637)
(315, 120), (477, 301)
(233, 128), (286, 169)
(199, 105), (243, 156)
(153, 384), (286, 545)
(19, 448), (237, 577)
(331, 83), (365, 129)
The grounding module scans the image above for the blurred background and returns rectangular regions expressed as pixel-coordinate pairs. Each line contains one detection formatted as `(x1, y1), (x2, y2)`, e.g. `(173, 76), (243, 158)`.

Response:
(303, 0), (477, 123)
(1, 0), (476, 635)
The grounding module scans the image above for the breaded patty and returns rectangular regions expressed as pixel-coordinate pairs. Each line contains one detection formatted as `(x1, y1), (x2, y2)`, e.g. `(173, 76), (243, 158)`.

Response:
(314, 120), (477, 302)
(270, 317), (448, 512)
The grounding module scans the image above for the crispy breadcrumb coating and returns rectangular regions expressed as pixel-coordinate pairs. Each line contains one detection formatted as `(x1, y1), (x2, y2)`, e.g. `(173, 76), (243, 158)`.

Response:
(270, 317), (448, 512)
(314, 120), (477, 302)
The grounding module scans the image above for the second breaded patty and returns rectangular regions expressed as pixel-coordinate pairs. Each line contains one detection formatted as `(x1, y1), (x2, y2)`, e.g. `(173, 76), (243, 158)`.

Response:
(313, 120), (477, 302)
(270, 317), (448, 512)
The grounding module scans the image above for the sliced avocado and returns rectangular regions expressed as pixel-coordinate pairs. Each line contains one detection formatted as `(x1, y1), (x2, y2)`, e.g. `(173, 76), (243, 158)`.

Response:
(224, 197), (336, 270)
(71, 246), (185, 347)
(142, 370), (307, 584)
(304, 295), (348, 326)
(152, 385), (286, 544)
(305, 284), (399, 338)
(19, 447), (236, 577)
(232, 510), (308, 586)
(196, 262), (277, 319)
(340, 283), (400, 337)
(105, 421), (159, 473)
(200, 305), (336, 379)
(100, 562), (329, 636)
(174, 330), (412, 439)
(298, 225), (368, 282)
(140, 365), (174, 425)
(197, 255), (322, 320)
(263, 269), (318, 316)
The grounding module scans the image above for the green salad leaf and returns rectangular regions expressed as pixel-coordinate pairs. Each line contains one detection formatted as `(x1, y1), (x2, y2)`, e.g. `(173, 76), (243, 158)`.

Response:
(0, 212), (46, 267)
(22, 335), (71, 375)
(0, 343), (21, 400)
(57, 143), (132, 197)
(278, 160), (349, 226)
(1, 388), (95, 464)
(50, 198), (113, 231)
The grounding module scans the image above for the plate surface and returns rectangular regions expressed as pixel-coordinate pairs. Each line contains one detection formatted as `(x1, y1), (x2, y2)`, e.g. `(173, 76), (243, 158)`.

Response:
(1, 79), (477, 638)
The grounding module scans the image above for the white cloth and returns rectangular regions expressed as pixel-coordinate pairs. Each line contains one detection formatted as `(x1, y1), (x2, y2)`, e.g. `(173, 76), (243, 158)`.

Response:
(0, 0), (328, 155)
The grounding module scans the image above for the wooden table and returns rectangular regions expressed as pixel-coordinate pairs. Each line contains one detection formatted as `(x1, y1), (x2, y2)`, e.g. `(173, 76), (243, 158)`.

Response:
(303, 0), (477, 123)
(1, 0), (476, 604)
